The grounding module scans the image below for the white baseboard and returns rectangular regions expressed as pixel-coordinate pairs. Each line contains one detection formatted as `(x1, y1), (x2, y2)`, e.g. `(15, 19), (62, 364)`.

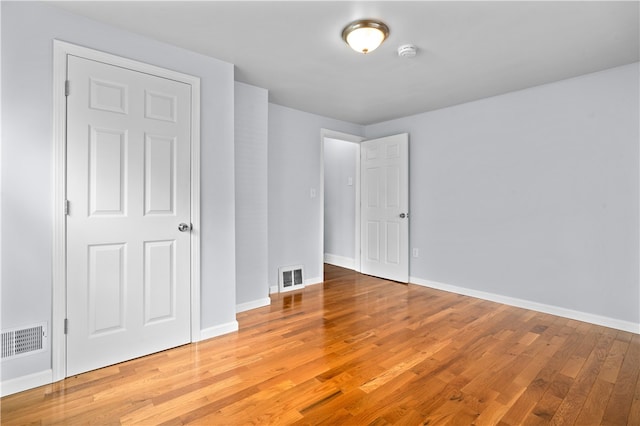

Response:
(410, 276), (640, 334)
(324, 253), (355, 270)
(236, 297), (271, 313)
(269, 277), (323, 294)
(199, 320), (239, 341)
(1, 322), (241, 396)
(305, 276), (323, 286)
(1, 369), (53, 397)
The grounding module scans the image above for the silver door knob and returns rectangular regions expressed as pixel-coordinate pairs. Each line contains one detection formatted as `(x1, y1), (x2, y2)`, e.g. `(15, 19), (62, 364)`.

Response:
(399, 213), (408, 219)
(178, 223), (191, 232)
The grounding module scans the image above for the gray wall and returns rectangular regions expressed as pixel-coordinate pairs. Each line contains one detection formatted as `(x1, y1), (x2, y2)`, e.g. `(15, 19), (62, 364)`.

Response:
(366, 63), (640, 325)
(1, 1), (237, 381)
(268, 104), (363, 287)
(324, 138), (357, 260)
(235, 82), (269, 306)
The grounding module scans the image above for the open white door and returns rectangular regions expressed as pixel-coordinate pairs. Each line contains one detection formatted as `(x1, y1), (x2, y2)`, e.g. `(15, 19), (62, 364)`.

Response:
(65, 55), (192, 375)
(360, 134), (409, 282)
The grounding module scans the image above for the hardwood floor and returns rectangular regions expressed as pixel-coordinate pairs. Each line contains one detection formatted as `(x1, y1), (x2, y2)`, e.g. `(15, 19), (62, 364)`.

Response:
(2, 264), (639, 425)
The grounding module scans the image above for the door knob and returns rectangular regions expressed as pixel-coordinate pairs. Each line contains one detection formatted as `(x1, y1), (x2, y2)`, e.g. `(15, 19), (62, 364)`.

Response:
(399, 213), (408, 219)
(178, 223), (191, 232)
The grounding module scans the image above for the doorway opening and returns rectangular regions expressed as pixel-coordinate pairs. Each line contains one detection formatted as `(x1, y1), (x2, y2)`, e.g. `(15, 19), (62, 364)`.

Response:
(320, 129), (363, 279)
(320, 130), (410, 284)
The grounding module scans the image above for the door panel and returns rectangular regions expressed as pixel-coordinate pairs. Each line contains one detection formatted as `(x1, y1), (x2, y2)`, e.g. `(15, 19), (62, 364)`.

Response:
(66, 55), (191, 376)
(386, 166), (400, 207)
(145, 134), (176, 214)
(144, 240), (175, 324)
(88, 243), (126, 335)
(386, 222), (400, 264)
(366, 221), (380, 262)
(360, 134), (409, 282)
(90, 127), (126, 215)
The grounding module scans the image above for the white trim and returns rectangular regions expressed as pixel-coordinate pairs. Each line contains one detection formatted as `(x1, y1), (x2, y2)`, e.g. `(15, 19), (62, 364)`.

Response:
(236, 297), (271, 313)
(305, 276), (323, 286)
(52, 41), (68, 383)
(410, 276), (640, 334)
(0, 4), (3, 385)
(200, 321), (239, 341)
(189, 68), (202, 343)
(324, 253), (356, 270)
(269, 277), (322, 293)
(1, 370), (53, 397)
(52, 40), (202, 383)
(319, 129), (365, 280)
(354, 142), (361, 272)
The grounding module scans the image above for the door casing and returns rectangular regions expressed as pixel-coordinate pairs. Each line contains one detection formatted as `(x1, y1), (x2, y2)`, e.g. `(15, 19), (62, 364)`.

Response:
(52, 40), (201, 381)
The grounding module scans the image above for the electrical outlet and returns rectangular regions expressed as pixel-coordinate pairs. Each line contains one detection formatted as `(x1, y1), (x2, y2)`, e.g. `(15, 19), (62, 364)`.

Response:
(412, 248), (419, 258)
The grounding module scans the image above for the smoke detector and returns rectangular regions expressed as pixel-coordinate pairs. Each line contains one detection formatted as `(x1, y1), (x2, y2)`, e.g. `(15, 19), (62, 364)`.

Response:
(397, 44), (417, 58)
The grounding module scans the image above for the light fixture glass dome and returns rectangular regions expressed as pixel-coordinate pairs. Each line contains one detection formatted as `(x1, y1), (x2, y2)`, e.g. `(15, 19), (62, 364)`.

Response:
(342, 20), (389, 54)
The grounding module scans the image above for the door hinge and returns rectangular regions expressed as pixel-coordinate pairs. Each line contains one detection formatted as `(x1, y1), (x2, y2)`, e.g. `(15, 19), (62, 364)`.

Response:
(64, 319), (68, 334)
(64, 199), (70, 216)
(65, 80), (70, 97)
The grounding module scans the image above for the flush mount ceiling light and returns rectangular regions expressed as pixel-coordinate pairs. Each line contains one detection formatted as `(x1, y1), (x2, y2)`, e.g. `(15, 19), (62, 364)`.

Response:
(342, 19), (390, 54)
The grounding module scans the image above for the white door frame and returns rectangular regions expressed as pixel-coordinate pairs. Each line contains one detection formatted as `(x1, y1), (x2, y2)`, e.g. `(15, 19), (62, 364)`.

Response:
(319, 129), (364, 276)
(52, 40), (201, 381)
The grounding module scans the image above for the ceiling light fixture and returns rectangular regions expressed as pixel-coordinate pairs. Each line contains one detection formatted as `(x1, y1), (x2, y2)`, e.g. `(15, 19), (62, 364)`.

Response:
(342, 19), (390, 54)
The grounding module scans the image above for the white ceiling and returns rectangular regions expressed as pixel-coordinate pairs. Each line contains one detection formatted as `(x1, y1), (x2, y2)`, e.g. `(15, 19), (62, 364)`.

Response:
(50, 1), (639, 125)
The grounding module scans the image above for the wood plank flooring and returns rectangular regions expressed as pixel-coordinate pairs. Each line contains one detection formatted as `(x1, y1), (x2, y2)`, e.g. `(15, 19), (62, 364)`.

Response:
(2, 264), (639, 425)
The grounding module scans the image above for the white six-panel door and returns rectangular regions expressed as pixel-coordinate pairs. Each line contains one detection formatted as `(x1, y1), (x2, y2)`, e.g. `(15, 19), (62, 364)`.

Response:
(66, 55), (192, 376)
(360, 134), (409, 282)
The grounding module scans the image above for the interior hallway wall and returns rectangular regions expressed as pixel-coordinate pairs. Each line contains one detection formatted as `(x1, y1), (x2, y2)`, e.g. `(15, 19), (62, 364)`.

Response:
(268, 104), (363, 289)
(235, 82), (269, 309)
(323, 138), (358, 266)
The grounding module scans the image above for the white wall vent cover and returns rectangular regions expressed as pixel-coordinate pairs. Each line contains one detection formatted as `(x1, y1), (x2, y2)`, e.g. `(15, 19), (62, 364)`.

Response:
(279, 265), (305, 293)
(1, 323), (48, 360)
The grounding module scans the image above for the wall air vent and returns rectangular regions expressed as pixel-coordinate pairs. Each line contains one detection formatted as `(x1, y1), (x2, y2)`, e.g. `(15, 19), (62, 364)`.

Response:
(278, 265), (305, 293)
(1, 323), (47, 360)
